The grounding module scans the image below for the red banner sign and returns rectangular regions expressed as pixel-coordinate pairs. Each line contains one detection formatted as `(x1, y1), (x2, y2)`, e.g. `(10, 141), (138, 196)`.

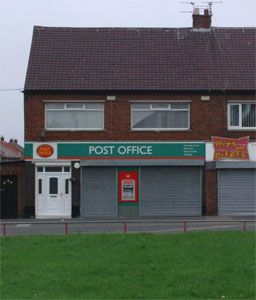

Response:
(212, 137), (250, 160)
(37, 144), (54, 158)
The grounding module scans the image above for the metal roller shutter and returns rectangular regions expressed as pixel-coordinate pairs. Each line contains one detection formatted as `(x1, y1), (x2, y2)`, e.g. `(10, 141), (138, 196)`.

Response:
(140, 167), (201, 216)
(218, 169), (256, 216)
(82, 167), (117, 217)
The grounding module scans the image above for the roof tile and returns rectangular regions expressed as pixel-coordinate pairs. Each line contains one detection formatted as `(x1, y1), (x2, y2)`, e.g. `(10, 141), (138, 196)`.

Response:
(24, 26), (256, 91)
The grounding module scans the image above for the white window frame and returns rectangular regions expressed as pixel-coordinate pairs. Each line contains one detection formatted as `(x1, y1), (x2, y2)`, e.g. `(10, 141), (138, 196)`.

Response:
(131, 102), (190, 131)
(227, 103), (256, 130)
(45, 102), (104, 131)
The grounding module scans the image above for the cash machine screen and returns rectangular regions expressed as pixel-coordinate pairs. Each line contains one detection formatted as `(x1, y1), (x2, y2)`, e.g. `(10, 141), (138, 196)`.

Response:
(122, 179), (135, 201)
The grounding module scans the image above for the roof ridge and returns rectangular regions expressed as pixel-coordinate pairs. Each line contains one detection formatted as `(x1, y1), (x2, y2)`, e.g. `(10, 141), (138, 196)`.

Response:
(33, 25), (256, 30)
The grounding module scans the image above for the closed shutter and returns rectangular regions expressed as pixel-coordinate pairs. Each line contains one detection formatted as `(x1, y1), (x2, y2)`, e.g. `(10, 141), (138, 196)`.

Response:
(219, 169), (256, 216)
(140, 167), (201, 216)
(82, 167), (117, 217)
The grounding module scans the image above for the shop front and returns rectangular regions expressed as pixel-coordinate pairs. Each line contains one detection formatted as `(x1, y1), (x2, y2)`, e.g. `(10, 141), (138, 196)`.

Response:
(25, 143), (72, 218)
(25, 142), (205, 218)
(206, 137), (256, 216)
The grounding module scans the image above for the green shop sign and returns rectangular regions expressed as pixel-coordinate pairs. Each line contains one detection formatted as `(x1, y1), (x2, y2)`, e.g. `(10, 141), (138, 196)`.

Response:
(25, 142), (205, 159)
(24, 143), (33, 158)
(58, 142), (205, 159)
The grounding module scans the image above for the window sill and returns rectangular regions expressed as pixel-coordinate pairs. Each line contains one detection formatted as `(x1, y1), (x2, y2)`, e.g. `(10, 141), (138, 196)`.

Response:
(228, 128), (256, 131)
(45, 129), (106, 132)
(129, 129), (192, 133)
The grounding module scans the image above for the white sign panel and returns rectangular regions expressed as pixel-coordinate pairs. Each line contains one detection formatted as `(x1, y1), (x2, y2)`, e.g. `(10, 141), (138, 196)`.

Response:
(33, 142), (58, 160)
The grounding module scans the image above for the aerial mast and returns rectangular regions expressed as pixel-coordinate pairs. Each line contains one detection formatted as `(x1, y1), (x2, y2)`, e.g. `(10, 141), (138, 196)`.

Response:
(202, 1), (223, 16)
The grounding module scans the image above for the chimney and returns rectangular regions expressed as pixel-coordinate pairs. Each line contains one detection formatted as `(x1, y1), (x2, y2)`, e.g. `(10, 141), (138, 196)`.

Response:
(193, 8), (212, 30)
(1, 136), (4, 141)
(14, 139), (18, 144)
(9, 138), (14, 143)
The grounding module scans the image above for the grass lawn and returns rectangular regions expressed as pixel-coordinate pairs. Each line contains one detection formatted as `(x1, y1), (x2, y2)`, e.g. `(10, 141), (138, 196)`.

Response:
(1, 232), (255, 299)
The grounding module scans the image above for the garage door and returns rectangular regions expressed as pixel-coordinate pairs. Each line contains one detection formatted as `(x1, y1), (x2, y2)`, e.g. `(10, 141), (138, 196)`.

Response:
(82, 167), (117, 217)
(219, 169), (256, 216)
(140, 167), (202, 216)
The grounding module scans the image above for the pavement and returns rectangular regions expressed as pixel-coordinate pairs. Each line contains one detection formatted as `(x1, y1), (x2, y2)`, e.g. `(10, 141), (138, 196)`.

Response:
(0, 216), (255, 236)
(1, 215), (255, 222)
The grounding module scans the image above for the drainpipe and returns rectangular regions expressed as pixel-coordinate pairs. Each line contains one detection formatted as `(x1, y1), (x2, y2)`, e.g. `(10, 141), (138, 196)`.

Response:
(41, 130), (45, 142)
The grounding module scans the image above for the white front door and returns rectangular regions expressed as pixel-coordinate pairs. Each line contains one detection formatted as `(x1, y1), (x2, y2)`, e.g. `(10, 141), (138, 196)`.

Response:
(36, 166), (71, 218)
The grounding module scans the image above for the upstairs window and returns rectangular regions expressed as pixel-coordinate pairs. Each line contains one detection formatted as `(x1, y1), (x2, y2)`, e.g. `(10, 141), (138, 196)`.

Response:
(228, 103), (256, 129)
(131, 103), (189, 130)
(45, 103), (104, 130)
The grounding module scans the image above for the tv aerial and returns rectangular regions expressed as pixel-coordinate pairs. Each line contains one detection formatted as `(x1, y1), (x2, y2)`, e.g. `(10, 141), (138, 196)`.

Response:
(179, 1), (222, 14)
(179, 2), (195, 13)
(202, 1), (222, 15)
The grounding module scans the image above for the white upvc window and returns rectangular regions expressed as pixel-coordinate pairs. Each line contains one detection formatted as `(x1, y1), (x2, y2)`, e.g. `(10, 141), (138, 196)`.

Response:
(131, 102), (190, 130)
(228, 103), (256, 130)
(45, 102), (104, 130)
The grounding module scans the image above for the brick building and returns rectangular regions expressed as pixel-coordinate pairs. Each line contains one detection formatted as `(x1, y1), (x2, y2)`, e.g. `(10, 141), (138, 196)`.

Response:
(0, 137), (25, 218)
(23, 9), (256, 218)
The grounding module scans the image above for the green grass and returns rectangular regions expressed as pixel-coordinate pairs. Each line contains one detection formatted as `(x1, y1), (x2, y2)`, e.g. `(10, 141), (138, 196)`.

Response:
(1, 232), (255, 299)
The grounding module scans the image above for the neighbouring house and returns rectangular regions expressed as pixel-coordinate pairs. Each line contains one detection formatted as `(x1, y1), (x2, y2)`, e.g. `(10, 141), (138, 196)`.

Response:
(0, 137), (25, 218)
(23, 8), (256, 219)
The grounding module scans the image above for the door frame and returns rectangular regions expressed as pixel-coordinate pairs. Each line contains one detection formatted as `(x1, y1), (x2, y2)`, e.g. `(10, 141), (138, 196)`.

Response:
(35, 162), (72, 218)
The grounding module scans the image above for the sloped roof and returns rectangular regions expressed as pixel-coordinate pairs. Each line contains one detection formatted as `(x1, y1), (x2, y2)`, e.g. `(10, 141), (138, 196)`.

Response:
(24, 26), (256, 91)
(0, 141), (24, 160)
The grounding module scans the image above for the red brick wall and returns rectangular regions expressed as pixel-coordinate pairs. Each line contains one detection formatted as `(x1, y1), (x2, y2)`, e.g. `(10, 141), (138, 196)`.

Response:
(1, 161), (25, 217)
(205, 169), (218, 215)
(193, 15), (211, 29)
(71, 162), (81, 217)
(24, 162), (35, 213)
(24, 91), (255, 217)
(24, 92), (256, 142)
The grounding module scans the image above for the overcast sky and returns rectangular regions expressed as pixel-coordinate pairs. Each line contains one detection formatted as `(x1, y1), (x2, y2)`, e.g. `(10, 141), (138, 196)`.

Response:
(0, 0), (255, 146)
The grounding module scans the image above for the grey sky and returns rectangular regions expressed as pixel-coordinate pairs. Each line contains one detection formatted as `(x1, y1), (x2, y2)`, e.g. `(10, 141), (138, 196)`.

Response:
(0, 0), (255, 146)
